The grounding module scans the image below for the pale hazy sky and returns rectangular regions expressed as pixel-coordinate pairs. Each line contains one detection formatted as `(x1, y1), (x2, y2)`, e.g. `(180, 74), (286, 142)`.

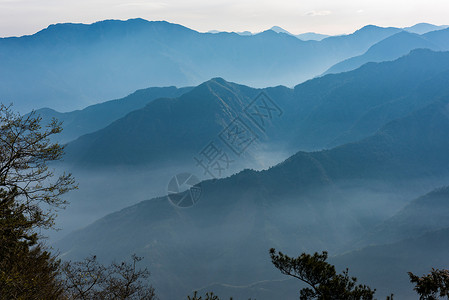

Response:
(1, 0), (448, 37)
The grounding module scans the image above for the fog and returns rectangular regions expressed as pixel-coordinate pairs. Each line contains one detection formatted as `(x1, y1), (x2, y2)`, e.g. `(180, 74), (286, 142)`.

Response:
(51, 156), (449, 299)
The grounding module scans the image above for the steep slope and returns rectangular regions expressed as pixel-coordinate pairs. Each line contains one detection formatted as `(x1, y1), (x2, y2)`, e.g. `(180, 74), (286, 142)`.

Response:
(55, 49), (449, 250)
(35, 86), (192, 143)
(63, 50), (449, 168)
(56, 98), (449, 299)
(63, 78), (292, 167)
(291, 49), (449, 149)
(325, 28), (449, 75)
(0, 19), (401, 112)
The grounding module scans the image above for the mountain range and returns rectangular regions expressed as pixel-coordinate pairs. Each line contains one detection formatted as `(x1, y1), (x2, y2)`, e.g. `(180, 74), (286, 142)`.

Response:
(62, 49), (449, 168)
(56, 83), (449, 299)
(6, 19), (447, 300)
(36, 86), (192, 143)
(1, 19), (405, 112)
(325, 27), (449, 74)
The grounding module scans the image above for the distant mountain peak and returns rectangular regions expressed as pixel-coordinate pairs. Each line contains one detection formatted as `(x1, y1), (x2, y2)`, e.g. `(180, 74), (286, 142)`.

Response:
(355, 24), (384, 33)
(404, 23), (449, 34)
(269, 26), (292, 35)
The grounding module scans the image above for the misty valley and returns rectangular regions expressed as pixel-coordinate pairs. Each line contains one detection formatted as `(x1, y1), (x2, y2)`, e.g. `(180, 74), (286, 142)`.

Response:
(2, 18), (449, 300)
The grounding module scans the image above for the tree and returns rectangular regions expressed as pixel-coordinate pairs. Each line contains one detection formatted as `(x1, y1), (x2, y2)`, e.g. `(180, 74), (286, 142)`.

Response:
(409, 268), (449, 299)
(0, 104), (76, 229)
(61, 254), (157, 299)
(0, 104), (76, 298)
(0, 188), (64, 299)
(269, 248), (376, 300)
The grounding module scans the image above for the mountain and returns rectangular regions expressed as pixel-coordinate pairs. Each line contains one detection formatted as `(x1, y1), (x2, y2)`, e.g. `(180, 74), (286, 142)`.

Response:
(63, 50), (449, 168)
(354, 186), (449, 248)
(236, 31), (253, 36)
(0, 19), (402, 112)
(197, 185), (449, 299)
(270, 26), (331, 41)
(63, 78), (290, 168)
(35, 86), (192, 143)
(325, 28), (449, 75)
(287, 49), (449, 148)
(269, 26), (292, 35)
(296, 32), (330, 41)
(56, 96), (449, 299)
(332, 227), (449, 299)
(404, 22), (449, 34)
(55, 50), (449, 241)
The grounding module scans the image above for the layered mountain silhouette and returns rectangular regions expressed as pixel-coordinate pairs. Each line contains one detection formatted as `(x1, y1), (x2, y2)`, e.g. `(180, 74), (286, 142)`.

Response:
(353, 186), (449, 248)
(3, 16), (449, 300)
(56, 94), (449, 299)
(196, 185), (449, 299)
(36, 86), (191, 143)
(333, 226), (449, 298)
(269, 26), (330, 41)
(403, 22), (449, 34)
(63, 50), (449, 168)
(325, 28), (449, 74)
(1, 19), (403, 112)
(63, 78), (281, 167)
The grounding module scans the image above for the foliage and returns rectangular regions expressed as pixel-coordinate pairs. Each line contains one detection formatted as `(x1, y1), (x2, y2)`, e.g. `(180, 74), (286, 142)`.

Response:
(0, 188), (64, 299)
(0, 104), (76, 298)
(0, 104), (76, 229)
(61, 254), (157, 299)
(409, 268), (449, 299)
(269, 248), (376, 300)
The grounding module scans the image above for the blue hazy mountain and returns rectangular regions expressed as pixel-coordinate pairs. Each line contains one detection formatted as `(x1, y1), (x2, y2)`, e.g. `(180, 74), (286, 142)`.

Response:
(63, 78), (288, 167)
(354, 186), (449, 248)
(325, 28), (449, 74)
(35, 86), (192, 143)
(269, 26), (293, 35)
(56, 96), (449, 299)
(296, 32), (330, 41)
(0, 19), (402, 112)
(404, 22), (449, 34)
(62, 50), (449, 168)
(196, 185), (449, 299)
(332, 227), (449, 299)
(215, 26), (330, 41)
(269, 26), (330, 41)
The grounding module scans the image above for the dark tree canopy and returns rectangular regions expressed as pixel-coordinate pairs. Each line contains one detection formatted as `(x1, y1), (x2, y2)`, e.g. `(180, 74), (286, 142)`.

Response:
(0, 104), (76, 229)
(269, 248), (376, 300)
(0, 188), (63, 299)
(0, 104), (76, 299)
(409, 269), (449, 300)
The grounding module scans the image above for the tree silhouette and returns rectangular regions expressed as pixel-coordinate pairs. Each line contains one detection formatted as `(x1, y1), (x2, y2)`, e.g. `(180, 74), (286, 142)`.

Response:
(409, 268), (449, 299)
(269, 248), (376, 300)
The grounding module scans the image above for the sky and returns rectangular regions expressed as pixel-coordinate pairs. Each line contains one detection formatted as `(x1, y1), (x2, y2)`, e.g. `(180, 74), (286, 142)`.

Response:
(0, 0), (448, 37)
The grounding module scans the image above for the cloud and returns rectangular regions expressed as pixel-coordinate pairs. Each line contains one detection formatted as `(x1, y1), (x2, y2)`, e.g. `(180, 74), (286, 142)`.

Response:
(304, 10), (332, 17)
